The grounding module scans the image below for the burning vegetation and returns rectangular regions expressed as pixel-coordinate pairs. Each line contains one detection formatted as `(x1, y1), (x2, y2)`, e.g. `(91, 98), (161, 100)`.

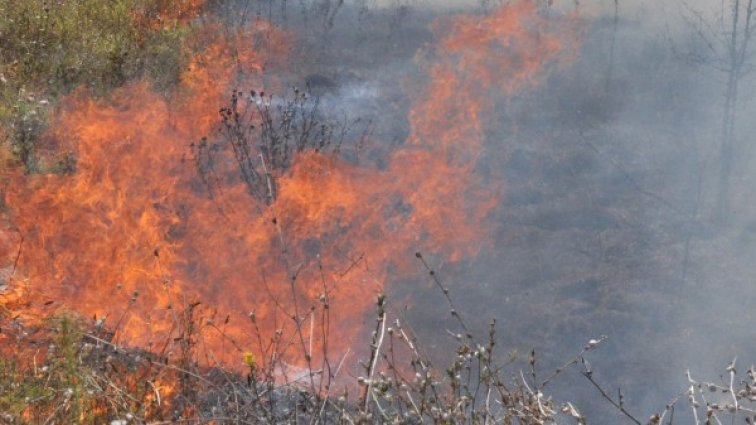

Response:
(1, 0), (756, 423)
(2, 0), (571, 372)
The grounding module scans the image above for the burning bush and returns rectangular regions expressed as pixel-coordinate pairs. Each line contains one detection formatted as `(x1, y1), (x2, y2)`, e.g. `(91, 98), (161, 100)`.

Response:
(193, 88), (366, 205)
(0, 0), (574, 385)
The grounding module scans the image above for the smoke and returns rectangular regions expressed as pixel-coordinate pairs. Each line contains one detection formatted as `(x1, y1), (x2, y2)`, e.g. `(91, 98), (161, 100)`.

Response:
(2, 0), (756, 420)
(315, 0), (756, 419)
(409, 0), (756, 420)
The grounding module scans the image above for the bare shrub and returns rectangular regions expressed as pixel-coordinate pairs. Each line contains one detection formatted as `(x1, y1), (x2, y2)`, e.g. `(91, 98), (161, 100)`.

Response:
(192, 88), (365, 205)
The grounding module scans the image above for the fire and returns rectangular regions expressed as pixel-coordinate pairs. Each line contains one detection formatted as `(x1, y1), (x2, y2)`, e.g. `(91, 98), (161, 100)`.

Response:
(0, 1), (576, 380)
(133, 0), (208, 30)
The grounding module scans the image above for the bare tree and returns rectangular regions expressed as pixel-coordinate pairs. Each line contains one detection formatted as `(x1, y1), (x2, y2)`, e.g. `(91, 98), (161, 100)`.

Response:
(606, 0), (620, 95)
(677, 1), (756, 220)
(719, 1), (756, 219)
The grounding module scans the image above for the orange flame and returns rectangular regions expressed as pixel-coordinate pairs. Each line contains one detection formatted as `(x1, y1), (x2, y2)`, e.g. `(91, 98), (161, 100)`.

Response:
(1, 2), (576, 378)
(133, 0), (207, 30)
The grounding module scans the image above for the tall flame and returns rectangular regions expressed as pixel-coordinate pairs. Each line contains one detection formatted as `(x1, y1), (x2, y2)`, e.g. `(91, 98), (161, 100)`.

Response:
(1, 2), (576, 374)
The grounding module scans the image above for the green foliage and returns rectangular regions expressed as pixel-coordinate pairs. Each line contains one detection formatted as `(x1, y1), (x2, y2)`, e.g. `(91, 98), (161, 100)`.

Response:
(140, 24), (193, 92)
(0, 0), (192, 94)
(3, 92), (48, 173)
(0, 357), (53, 422)
(0, 0), (196, 171)
(0, 315), (86, 423)
(0, 314), (154, 424)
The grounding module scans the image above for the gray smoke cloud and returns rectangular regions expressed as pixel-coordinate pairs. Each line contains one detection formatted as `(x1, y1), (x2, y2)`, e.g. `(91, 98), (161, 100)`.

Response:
(214, 0), (756, 420)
